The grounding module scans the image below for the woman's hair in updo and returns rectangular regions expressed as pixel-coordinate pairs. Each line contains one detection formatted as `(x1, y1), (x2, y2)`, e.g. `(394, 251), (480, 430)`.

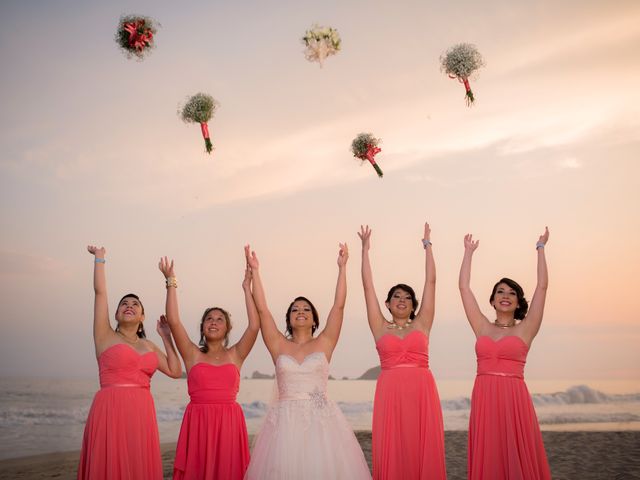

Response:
(285, 296), (320, 337)
(385, 284), (419, 320)
(489, 278), (528, 320)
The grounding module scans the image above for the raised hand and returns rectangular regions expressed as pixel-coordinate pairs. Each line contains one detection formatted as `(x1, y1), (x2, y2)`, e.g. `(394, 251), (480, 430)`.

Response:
(358, 225), (372, 251)
(423, 222), (431, 243)
(245, 244), (259, 271)
(87, 245), (106, 258)
(157, 314), (172, 338)
(537, 226), (550, 246)
(158, 256), (175, 279)
(242, 251), (252, 291)
(337, 242), (349, 267)
(464, 234), (479, 252)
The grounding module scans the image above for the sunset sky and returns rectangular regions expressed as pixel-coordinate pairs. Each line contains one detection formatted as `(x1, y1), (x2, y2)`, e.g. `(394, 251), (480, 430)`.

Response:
(1, 0), (639, 383)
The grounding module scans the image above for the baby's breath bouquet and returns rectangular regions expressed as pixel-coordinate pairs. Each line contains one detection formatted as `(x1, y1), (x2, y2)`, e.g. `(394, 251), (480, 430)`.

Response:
(180, 93), (218, 154)
(440, 43), (485, 106)
(115, 15), (158, 60)
(302, 24), (341, 67)
(351, 133), (383, 178)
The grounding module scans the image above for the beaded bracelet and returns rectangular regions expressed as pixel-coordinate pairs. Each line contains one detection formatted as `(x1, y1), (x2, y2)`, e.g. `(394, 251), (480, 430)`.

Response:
(536, 242), (545, 249)
(422, 239), (432, 248)
(95, 258), (106, 264)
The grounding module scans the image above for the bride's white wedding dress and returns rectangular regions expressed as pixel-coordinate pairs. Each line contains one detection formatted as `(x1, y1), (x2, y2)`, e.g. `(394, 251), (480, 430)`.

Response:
(245, 352), (371, 479)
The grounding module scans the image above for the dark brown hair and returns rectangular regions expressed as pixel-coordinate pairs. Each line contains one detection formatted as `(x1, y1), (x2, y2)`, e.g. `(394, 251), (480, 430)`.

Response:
(115, 293), (146, 338)
(489, 278), (529, 320)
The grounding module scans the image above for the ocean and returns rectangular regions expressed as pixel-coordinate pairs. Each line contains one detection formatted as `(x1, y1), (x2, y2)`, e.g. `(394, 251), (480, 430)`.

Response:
(0, 376), (638, 460)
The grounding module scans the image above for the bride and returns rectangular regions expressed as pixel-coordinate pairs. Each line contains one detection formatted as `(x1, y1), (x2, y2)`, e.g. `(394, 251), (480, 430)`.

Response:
(244, 244), (371, 480)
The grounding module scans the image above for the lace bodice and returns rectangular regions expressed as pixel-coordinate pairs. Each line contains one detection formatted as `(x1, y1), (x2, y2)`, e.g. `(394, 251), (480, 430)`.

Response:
(275, 352), (329, 406)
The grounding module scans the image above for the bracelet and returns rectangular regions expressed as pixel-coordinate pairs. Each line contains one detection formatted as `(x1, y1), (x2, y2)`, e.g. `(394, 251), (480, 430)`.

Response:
(536, 242), (545, 250)
(95, 258), (106, 264)
(165, 276), (178, 288)
(422, 239), (432, 248)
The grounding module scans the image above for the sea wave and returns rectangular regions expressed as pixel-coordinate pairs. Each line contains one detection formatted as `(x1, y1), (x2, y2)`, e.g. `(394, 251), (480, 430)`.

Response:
(1, 385), (639, 427)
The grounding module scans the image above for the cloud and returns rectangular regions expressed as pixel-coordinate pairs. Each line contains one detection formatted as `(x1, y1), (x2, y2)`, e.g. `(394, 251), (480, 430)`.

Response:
(0, 250), (67, 276)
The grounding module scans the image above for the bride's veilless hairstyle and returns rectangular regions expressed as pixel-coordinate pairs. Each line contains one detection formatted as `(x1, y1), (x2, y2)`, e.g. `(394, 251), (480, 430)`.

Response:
(385, 284), (419, 320)
(198, 307), (233, 351)
(115, 293), (146, 338)
(285, 296), (320, 337)
(489, 277), (529, 320)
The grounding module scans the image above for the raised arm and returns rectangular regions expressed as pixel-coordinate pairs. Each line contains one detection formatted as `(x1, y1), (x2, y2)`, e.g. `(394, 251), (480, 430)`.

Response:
(318, 243), (349, 351)
(245, 247), (286, 360)
(231, 247), (261, 362)
(358, 226), (385, 335)
(414, 222), (436, 332)
(158, 257), (201, 368)
(458, 234), (489, 335)
(87, 245), (113, 351)
(521, 227), (549, 341)
(153, 315), (183, 378)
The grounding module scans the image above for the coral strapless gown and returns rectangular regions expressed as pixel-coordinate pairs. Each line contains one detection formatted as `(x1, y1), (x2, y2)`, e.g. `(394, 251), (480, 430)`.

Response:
(468, 336), (551, 480)
(373, 330), (447, 479)
(173, 363), (250, 480)
(245, 352), (371, 479)
(78, 343), (162, 480)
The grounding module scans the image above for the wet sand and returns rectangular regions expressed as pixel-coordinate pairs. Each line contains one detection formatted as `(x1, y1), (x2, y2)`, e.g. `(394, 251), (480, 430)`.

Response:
(1, 431), (639, 479)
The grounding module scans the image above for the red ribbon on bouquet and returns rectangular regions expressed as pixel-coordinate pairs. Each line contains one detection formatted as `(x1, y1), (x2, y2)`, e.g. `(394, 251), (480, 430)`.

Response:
(200, 123), (213, 154)
(364, 145), (383, 178)
(449, 74), (475, 106)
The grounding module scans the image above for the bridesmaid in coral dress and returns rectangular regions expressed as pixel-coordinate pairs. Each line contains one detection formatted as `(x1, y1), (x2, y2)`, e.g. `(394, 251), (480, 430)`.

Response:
(459, 227), (552, 480)
(78, 246), (182, 480)
(158, 249), (259, 480)
(358, 223), (446, 480)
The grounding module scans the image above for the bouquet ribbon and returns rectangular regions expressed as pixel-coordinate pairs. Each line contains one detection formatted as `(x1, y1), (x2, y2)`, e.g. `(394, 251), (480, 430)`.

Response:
(365, 145), (381, 165)
(200, 122), (210, 140)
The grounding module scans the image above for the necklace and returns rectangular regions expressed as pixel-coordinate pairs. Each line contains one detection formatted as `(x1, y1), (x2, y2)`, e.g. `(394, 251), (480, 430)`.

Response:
(386, 318), (412, 330)
(494, 320), (516, 329)
(117, 331), (139, 344)
(209, 348), (227, 361)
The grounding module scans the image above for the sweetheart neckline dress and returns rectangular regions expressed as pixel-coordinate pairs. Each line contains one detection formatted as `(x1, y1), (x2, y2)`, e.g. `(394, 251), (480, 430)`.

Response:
(468, 335), (551, 480)
(77, 343), (162, 480)
(244, 352), (371, 479)
(372, 330), (447, 479)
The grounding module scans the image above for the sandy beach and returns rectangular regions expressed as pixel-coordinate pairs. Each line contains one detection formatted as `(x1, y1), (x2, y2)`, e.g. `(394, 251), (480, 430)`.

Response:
(1, 431), (638, 479)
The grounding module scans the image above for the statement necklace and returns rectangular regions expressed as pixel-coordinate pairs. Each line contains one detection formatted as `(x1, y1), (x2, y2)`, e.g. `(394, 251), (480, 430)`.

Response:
(494, 320), (516, 329)
(386, 318), (413, 331)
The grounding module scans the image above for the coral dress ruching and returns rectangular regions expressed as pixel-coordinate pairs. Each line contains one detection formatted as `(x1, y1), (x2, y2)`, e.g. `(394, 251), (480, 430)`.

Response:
(173, 363), (250, 480)
(468, 336), (551, 480)
(78, 343), (162, 480)
(373, 330), (447, 479)
(245, 352), (371, 479)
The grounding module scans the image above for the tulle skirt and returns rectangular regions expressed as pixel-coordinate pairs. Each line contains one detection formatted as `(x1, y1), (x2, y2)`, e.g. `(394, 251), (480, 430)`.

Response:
(245, 397), (371, 479)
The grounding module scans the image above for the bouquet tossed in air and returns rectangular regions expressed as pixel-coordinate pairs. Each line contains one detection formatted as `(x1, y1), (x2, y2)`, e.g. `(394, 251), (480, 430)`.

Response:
(351, 133), (383, 178)
(115, 14), (158, 60)
(302, 24), (341, 67)
(180, 93), (219, 154)
(440, 43), (485, 106)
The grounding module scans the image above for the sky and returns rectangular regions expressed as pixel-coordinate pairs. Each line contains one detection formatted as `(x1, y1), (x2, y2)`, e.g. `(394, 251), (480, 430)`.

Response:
(1, 0), (639, 383)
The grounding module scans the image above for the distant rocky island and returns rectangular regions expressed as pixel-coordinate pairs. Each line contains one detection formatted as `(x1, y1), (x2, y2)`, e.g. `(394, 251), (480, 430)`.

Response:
(357, 366), (381, 380)
(251, 371), (275, 379)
